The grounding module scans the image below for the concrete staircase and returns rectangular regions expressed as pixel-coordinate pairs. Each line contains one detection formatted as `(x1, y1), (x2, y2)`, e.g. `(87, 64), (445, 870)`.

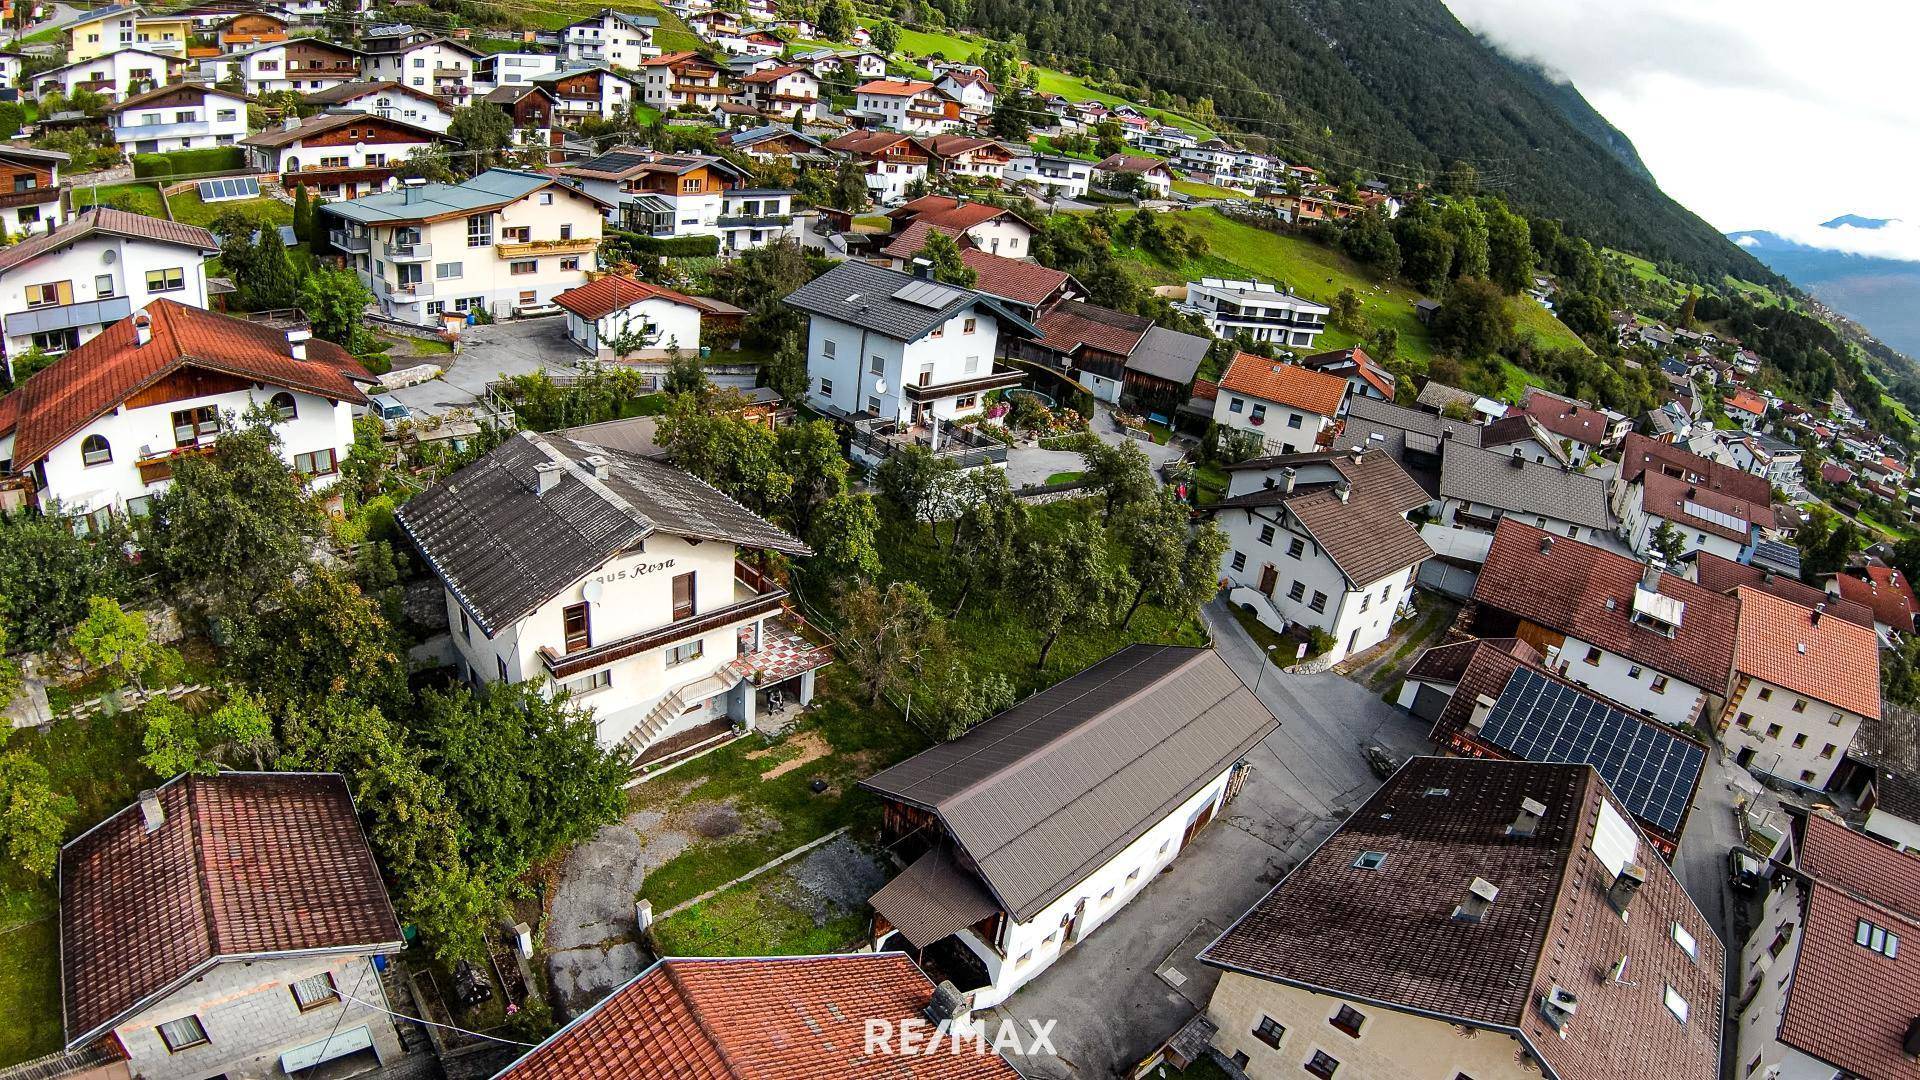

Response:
(614, 659), (752, 762)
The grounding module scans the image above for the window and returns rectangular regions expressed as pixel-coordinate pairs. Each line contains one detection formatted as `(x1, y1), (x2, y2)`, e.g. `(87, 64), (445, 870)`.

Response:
(1820, 743), (1836, 759)
(1287, 537), (1304, 559)
(93, 272), (114, 296)
(1663, 985), (1689, 1024)
(1768, 926), (1794, 957)
(1798, 769), (1816, 783)
(1305, 1050), (1339, 1078)
(1230, 551), (1246, 571)
(145, 267), (185, 292)
(1351, 851), (1385, 870)
(1791, 698), (1807, 713)
(819, 377), (834, 396)
(1258, 525), (1275, 546)
(1765, 723), (1782, 739)
(1329, 1005), (1364, 1037)
(1287, 581), (1305, 602)
(1735, 712), (1752, 728)
(1758, 687), (1772, 701)
(563, 670), (611, 695)
(964, 355), (980, 374)
(270, 392), (297, 420)
(962, 317), (976, 334)
(1308, 590), (1327, 614)
(1628, 664), (1643, 679)
(954, 394), (976, 409)
(1254, 1016), (1285, 1048)
(822, 339), (835, 358)
(870, 354), (884, 375)
(496, 655), (510, 681)
(1650, 675), (1669, 694)
(1126, 867), (1140, 883)
(867, 396), (881, 413)
(293, 449), (337, 476)
(510, 259), (538, 275)
(560, 257), (580, 271)
(467, 214), (492, 246)
(1228, 397), (1244, 414)
(157, 1015), (209, 1052)
(539, 191), (553, 204)
(671, 571), (696, 620)
(1672, 922), (1698, 959)
(23, 280), (70, 307)
(80, 434), (111, 466)
(171, 406), (219, 447)
(1792, 733), (1808, 749)
(435, 261), (463, 279)
(1250, 403), (1267, 423)
(289, 971), (339, 1011)
(1583, 646), (1602, 666)
(1359, 594), (1371, 613)
(666, 639), (704, 666)
(1828, 711), (1844, 726)
(458, 606), (470, 641)
(1287, 413), (1303, 429)
(1857, 919), (1900, 957)
(562, 602), (591, 653)
(501, 226), (531, 243)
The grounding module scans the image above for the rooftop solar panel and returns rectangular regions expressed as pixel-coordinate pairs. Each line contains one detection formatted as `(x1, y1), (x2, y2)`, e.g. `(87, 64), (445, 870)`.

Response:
(1475, 668), (1705, 835)
(892, 279), (963, 309)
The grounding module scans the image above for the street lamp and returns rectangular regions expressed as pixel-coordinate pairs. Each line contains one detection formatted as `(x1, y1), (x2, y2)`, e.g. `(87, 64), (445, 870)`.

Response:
(1253, 644), (1278, 696)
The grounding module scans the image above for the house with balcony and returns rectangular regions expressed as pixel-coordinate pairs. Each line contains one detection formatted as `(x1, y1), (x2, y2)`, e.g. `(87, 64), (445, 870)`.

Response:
(920, 134), (1013, 184)
(1518, 386), (1631, 462)
(1183, 277), (1329, 349)
(213, 9), (288, 47)
(473, 51), (560, 93)
(280, 0), (370, 21)
(1093, 153), (1174, 198)
(396, 430), (828, 767)
(1005, 149), (1092, 200)
(59, 773), (408, 1080)
(561, 8), (659, 67)
(34, 48), (188, 102)
(106, 83), (248, 154)
(1212, 351), (1345, 455)
(1612, 433), (1770, 564)
(862, 644), (1277, 1011)
(637, 51), (732, 113)
(532, 64), (639, 120)
(322, 170), (606, 326)
(718, 124), (829, 165)
(932, 68), (995, 116)
(358, 31), (479, 105)
(483, 85), (561, 157)
(554, 273), (704, 361)
(0, 145), (69, 239)
(854, 79), (959, 135)
(0, 207), (217, 366)
(0, 300), (370, 528)
(302, 80), (454, 133)
(198, 37), (361, 96)
(66, 4), (190, 60)
(242, 113), (439, 202)
(553, 147), (764, 247)
(792, 47), (887, 80)
(1717, 587), (1880, 792)
(881, 195), (1035, 262)
(736, 64), (822, 121)
(823, 130), (930, 206)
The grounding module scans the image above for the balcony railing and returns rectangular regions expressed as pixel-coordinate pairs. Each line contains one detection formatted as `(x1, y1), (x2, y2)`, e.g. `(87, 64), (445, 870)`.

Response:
(539, 584), (789, 680)
(6, 294), (131, 336)
(114, 118), (210, 138)
(389, 280), (434, 300)
(716, 213), (793, 228)
(328, 229), (371, 253)
(135, 443), (214, 485)
(386, 240), (432, 261)
(494, 237), (596, 258)
(0, 185), (61, 210)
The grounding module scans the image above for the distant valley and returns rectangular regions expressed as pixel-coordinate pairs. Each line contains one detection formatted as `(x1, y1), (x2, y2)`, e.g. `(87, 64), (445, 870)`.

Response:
(1728, 218), (1920, 358)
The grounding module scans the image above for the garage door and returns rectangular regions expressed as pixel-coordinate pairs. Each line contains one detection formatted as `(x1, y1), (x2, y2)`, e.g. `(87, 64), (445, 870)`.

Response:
(1408, 682), (1451, 723)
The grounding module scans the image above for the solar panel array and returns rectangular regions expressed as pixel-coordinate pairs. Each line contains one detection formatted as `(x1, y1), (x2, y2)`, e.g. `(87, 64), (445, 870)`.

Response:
(892, 279), (963, 309)
(1684, 499), (1751, 532)
(580, 151), (650, 174)
(1476, 668), (1704, 834)
(197, 176), (260, 203)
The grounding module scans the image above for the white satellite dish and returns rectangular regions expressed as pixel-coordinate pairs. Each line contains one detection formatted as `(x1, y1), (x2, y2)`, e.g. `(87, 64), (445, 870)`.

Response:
(582, 579), (604, 604)
(101, 249), (117, 265)
(874, 379), (888, 395)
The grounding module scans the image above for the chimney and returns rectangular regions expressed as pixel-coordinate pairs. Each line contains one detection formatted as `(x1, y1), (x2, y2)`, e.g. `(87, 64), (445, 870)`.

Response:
(281, 114), (300, 132)
(287, 328), (311, 362)
(132, 311), (152, 346)
(1640, 563), (1662, 592)
(1508, 796), (1546, 838)
(403, 177), (427, 204)
(1607, 862), (1646, 914)
(1335, 481), (1351, 503)
(1902, 1016), (1920, 1056)
(1467, 693), (1498, 732)
(1349, 444), (1366, 465)
(1539, 535), (1553, 555)
(1540, 985), (1578, 1032)
(1761, 571), (1775, 585)
(535, 460), (564, 495)
(584, 453), (611, 481)
(1812, 603), (1824, 626)
(138, 789), (164, 833)
(910, 256), (933, 280)
(1452, 876), (1499, 923)
(1510, 447), (1524, 467)
(925, 980), (973, 1030)
(1281, 467), (1296, 494)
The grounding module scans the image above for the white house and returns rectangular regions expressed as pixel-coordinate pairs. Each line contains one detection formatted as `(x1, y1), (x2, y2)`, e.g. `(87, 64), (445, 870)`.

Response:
(783, 260), (1036, 433)
(358, 31), (479, 105)
(1435, 440), (1613, 547)
(106, 83), (248, 154)
(553, 274), (704, 361)
(33, 48), (188, 102)
(555, 147), (776, 249)
(823, 130), (930, 206)
(882, 195), (1035, 261)
(1862, 770), (1920, 853)
(932, 69), (995, 113)
(396, 430), (829, 764)
(302, 80), (455, 133)
(473, 51), (561, 92)
(241, 112), (439, 202)
(320, 169), (607, 326)
(637, 50), (732, 112)
(862, 645), (1278, 1011)
(1183, 278), (1329, 348)
(854, 79), (958, 135)
(1131, 124), (1202, 159)
(1207, 448), (1432, 662)
(1211, 350), (1346, 455)
(561, 8), (660, 67)
(0, 207), (217, 363)
(1005, 150), (1092, 200)
(1092, 153), (1174, 198)
(1296, 345), (1392, 412)
(1717, 587), (1879, 792)
(59, 774), (409, 1080)
(0, 145), (70, 239)
(794, 48), (886, 80)
(531, 65), (639, 121)
(737, 64), (823, 121)
(196, 38), (363, 96)
(0, 300), (370, 529)
(1728, 430), (1805, 497)
(281, 0), (371, 21)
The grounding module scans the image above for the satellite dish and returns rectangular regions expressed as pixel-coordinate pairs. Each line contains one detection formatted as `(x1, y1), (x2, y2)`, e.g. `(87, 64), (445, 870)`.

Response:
(582, 579), (604, 604)
(101, 249), (117, 265)
(874, 379), (888, 395)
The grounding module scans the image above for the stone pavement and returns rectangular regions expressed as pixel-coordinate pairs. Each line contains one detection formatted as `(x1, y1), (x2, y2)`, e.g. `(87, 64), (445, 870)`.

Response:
(381, 317), (584, 419)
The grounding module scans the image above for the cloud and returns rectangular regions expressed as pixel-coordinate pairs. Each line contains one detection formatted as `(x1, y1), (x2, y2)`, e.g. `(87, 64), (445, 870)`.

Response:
(1771, 220), (1920, 264)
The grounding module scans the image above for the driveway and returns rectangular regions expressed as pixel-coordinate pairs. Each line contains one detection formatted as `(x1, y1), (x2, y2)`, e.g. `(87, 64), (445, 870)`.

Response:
(981, 595), (1431, 1078)
(380, 316), (584, 418)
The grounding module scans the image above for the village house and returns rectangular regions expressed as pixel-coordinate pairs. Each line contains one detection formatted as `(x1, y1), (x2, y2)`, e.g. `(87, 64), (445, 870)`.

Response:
(958, 249), (1079, 319)
(212, 9), (287, 47)
(736, 64), (823, 120)
(1717, 587), (1880, 792)
(301, 80), (455, 133)
(0, 207), (218, 364)
(1685, 550), (1876, 629)
(59, 774), (407, 1080)
(862, 644), (1278, 1010)
(1435, 440), (1614, 546)
(1183, 278), (1329, 349)
(1517, 386), (1630, 462)
(883, 194), (1035, 261)
(198, 37), (362, 95)
(1130, 124), (1203, 160)
(482, 85), (561, 156)
(823, 129), (930, 206)
(637, 51), (732, 112)
(105, 82), (248, 154)
(1470, 519), (1738, 728)
(472, 51), (561, 93)
(717, 124), (828, 165)
(0, 145), (68, 238)
(1206, 446), (1432, 662)
(1296, 346), (1393, 412)
(1092, 152), (1174, 198)
(532, 65), (640, 121)
(1829, 563), (1919, 641)
(1478, 413), (1571, 466)
(66, 4), (191, 60)
(920, 134), (1014, 184)
(396, 430), (828, 765)
(560, 8), (659, 67)
(1201, 757), (1722, 1080)
(794, 47), (888, 79)
(1212, 351), (1346, 455)
(1862, 770), (1920, 852)
(242, 112), (438, 201)
(553, 274), (705, 361)
(784, 260), (1035, 442)
(854, 78), (959, 135)
(320, 169), (607, 325)
(1725, 386), (1769, 426)
(932, 67), (996, 114)
(494, 954), (1020, 1078)
(1612, 432), (1770, 563)
(1330, 396), (1482, 496)
(0, 299), (369, 527)
(1005, 150), (1093, 200)
(554, 147), (792, 253)
(35, 49), (189, 103)
(1174, 141), (1275, 187)
(1023, 300), (1149, 404)
(1735, 811), (1920, 1080)
(1402, 637), (1707, 858)
(357, 30), (480, 105)
(1728, 429), (1805, 496)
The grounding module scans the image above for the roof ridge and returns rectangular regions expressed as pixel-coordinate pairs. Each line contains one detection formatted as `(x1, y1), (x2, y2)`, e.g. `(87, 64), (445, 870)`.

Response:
(527, 431), (657, 536)
(661, 961), (747, 1079)
(184, 776), (221, 957)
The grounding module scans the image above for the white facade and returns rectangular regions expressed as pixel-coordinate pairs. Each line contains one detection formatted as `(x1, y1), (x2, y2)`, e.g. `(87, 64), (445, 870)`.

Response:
(474, 52), (561, 92)
(36, 48), (186, 101)
(110, 87), (248, 153)
(1537, 633), (1709, 728)
(1437, 498), (1606, 547)
(563, 11), (658, 67)
(323, 87), (454, 133)
(1863, 802), (1920, 853)
(804, 306), (1003, 426)
(1722, 676), (1862, 791)
(0, 230), (211, 359)
(363, 41), (474, 104)
(860, 156), (926, 205)
(196, 43), (354, 96)
(856, 85), (956, 135)
(564, 295), (702, 360)
(282, 0), (371, 20)
(1615, 482), (1752, 564)
(717, 188), (796, 254)
(1006, 153), (1091, 199)
(1185, 278), (1329, 348)
(933, 72), (994, 111)
(640, 57), (731, 111)
(1733, 881), (1834, 1080)
(743, 67), (823, 120)
(1211, 390), (1335, 456)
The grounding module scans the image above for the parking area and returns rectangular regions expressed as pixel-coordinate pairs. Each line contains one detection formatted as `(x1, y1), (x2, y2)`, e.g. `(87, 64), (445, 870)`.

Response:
(379, 316), (586, 419)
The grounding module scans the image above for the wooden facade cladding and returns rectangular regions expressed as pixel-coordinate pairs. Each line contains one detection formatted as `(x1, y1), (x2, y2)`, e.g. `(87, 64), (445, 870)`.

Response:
(125, 368), (253, 410)
(539, 588), (788, 679)
(295, 120), (428, 148)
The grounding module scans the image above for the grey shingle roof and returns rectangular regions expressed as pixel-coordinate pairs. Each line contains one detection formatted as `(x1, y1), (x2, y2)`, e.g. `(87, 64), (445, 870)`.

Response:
(320, 169), (592, 226)
(1414, 379), (1476, 413)
(1211, 450), (1434, 586)
(1125, 325), (1209, 385)
(1439, 440), (1611, 530)
(782, 260), (1040, 343)
(395, 431), (808, 637)
(860, 646), (1277, 921)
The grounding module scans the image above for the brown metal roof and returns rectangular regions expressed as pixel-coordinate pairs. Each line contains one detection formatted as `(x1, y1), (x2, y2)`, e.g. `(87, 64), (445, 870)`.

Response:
(861, 646), (1277, 921)
(869, 845), (1000, 948)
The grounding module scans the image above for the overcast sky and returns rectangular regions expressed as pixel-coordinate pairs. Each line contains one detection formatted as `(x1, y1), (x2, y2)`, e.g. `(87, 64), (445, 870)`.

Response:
(1441, 0), (1920, 260)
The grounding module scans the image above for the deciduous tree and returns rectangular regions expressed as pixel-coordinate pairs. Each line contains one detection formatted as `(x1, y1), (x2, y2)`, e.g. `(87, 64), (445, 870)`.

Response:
(0, 514), (133, 651)
(837, 581), (947, 706)
(914, 229), (977, 287)
(1083, 439), (1157, 521)
(947, 467), (1026, 614)
(143, 422), (324, 608)
(806, 492), (883, 583)
(71, 596), (160, 689)
(1022, 515), (1129, 666)
(0, 750), (73, 878)
(1116, 489), (1228, 627)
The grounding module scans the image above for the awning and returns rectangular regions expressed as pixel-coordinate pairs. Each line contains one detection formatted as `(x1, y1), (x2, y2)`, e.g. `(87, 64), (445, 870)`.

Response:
(871, 847), (1000, 949)
(280, 1024), (373, 1073)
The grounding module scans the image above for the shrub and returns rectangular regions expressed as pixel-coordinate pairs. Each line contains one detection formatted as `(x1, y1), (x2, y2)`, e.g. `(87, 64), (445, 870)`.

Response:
(619, 233), (721, 257)
(131, 146), (247, 179)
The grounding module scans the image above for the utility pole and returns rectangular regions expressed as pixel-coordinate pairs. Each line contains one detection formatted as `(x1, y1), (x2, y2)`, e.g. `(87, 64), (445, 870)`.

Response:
(1252, 643), (1277, 696)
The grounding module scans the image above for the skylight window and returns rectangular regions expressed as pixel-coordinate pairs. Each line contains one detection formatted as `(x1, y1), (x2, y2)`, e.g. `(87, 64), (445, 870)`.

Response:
(1663, 986), (1689, 1024)
(1857, 919), (1900, 958)
(1671, 922), (1698, 960)
(1351, 851), (1386, 870)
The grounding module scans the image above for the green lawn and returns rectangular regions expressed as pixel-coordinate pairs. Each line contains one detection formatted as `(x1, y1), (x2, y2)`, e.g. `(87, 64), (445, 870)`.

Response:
(1044, 470), (1085, 484)
(167, 192), (291, 230)
(1172, 178), (1246, 200)
(72, 181), (167, 218)
(650, 871), (870, 957)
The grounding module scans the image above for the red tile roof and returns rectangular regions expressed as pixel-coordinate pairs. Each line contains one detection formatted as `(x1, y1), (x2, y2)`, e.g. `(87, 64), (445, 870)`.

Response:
(888, 194), (1026, 233)
(1637, 469), (1764, 542)
(1819, 461), (1855, 484)
(1731, 586), (1880, 719)
(1518, 390), (1614, 446)
(1690, 552), (1874, 629)
(1218, 352), (1347, 418)
(824, 130), (925, 158)
(1617, 432), (1773, 510)
(1726, 388), (1768, 416)
(1190, 377), (1217, 401)
(1299, 346), (1393, 399)
(496, 954), (1021, 1078)
(1473, 519), (1738, 691)
(1094, 152), (1170, 175)
(1834, 564), (1919, 633)
(1, 300), (371, 467)
(60, 773), (401, 1044)
(553, 274), (701, 321)
(958, 249), (1071, 307)
(855, 78), (936, 96)
(881, 218), (963, 260)
(739, 63), (806, 83)
(0, 206), (217, 275)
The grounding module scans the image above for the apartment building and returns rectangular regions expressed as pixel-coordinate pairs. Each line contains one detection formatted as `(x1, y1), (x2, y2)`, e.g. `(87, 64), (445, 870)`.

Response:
(473, 51), (560, 92)
(106, 83), (248, 154)
(561, 8), (659, 67)
(1183, 277), (1329, 348)
(34, 48), (188, 102)
(0, 207), (217, 363)
(301, 80), (454, 133)
(358, 31), (479, 105)
(321, 169), (607, 325)
(1718, 587), (1880, 792)
(637, 51), (732, 112)
(737, 64), (823, 120)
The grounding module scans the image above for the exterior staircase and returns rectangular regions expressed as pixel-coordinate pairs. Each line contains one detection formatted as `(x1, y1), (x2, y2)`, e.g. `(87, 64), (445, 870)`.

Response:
(615, 658), (752, 763)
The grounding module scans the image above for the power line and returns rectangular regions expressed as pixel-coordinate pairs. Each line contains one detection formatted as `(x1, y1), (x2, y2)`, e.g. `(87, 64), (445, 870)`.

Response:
(336, 988), (540, 1047)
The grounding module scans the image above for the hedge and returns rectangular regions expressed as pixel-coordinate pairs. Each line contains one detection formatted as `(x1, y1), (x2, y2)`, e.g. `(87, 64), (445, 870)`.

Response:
(131, 146), (248, 179)
(615, 232), (721, 257)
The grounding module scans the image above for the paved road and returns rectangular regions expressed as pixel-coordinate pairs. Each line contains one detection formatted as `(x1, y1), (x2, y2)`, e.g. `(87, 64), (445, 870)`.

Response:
(982, 596), (1431, 1078)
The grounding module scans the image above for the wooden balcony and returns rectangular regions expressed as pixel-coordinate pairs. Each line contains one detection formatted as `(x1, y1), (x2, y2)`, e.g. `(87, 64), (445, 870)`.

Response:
(540, 585), (788, 680)
(494, 237), (596, 258)
(136, 444), (214, 485)
(0, 185), (61, 210)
